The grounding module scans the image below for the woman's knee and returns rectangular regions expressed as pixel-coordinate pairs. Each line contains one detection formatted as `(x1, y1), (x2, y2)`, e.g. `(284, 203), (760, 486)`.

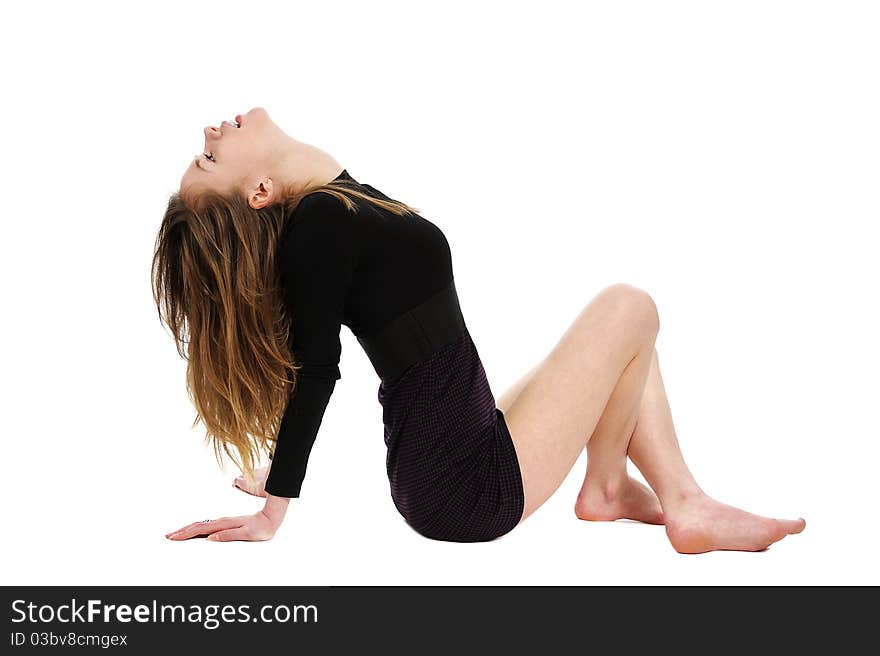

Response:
(598, 282), (660, 338)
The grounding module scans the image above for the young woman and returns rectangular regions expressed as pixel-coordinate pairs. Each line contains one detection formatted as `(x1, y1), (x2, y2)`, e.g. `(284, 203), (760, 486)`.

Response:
(155, 107), (805, 553)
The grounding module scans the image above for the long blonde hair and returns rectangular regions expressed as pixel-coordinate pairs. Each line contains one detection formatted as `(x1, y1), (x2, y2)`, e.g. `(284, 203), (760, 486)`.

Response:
(151, 174), (419, 489)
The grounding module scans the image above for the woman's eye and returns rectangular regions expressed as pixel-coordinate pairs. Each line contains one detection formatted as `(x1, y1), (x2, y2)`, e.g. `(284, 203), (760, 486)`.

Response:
(204, 152), (215, 162)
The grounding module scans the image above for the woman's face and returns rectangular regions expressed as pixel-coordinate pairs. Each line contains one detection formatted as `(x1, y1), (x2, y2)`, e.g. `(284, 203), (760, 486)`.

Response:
(179, 107), (283, 200)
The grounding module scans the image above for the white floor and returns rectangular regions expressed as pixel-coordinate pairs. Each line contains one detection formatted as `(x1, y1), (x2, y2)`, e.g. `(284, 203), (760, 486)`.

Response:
(5, 422), (872, 586)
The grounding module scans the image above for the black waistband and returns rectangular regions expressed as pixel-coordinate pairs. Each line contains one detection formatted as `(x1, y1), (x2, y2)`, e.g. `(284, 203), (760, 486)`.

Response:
(356, 280), (467, 382)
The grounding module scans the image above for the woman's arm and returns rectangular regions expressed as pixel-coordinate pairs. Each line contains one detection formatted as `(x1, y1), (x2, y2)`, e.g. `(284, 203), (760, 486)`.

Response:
(261, 493), (291, 527)
(165, 194), (356, 543)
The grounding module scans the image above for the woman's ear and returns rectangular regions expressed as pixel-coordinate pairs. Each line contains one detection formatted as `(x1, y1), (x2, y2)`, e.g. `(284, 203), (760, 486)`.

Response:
(248, 178), (274, 210)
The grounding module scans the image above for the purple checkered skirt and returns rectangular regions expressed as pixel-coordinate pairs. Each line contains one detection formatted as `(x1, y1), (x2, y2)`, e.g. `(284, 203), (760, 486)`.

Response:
(377, 328), (525, 542)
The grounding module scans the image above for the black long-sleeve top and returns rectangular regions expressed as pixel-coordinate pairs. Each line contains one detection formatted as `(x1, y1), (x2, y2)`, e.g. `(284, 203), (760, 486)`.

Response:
(264, 169), (454, 498)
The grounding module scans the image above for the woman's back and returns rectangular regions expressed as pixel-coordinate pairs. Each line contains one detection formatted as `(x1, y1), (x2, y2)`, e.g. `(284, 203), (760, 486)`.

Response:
(280, 169), (454, 339)
(265, 168), (469, 500)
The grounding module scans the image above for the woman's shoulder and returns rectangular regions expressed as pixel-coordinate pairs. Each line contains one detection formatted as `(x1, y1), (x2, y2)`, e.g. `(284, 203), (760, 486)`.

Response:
(277, 192), (359, 280)
(283, 191), (357, 243)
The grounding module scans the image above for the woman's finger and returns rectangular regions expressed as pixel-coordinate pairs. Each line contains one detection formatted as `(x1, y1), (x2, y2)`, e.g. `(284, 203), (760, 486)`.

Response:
(167, 516), (242, 540)
(166, 521), (202, 537)
(208, 527), (251, 542)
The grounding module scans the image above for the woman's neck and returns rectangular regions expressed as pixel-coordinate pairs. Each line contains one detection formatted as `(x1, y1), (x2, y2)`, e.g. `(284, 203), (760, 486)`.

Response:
(277, 138), (344, 196)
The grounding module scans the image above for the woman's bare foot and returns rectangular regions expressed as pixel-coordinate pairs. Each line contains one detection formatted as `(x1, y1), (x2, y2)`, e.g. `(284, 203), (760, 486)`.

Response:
(575, 474), (665, 525)
(233, 466), (269, 498)
(664, 493), (806, 554)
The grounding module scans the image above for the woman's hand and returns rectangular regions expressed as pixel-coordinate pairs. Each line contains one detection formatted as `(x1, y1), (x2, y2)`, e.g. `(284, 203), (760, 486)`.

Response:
(233, 465), (269, 498)
(166, 495), (291, 542)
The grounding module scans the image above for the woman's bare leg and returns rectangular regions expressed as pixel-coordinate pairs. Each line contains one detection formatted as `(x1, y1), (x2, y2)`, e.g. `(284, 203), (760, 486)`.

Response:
(624, 348), (702, 504)
(496, 283), (660, 521)
(573, 344), (664, 525)
(497, 343), (664, 528)
(497, 283), (805, 553)
(624, 349), (806, 553)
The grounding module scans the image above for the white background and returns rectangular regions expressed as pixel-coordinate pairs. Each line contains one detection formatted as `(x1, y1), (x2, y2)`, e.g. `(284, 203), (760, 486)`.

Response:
(1, 1), (877, 585)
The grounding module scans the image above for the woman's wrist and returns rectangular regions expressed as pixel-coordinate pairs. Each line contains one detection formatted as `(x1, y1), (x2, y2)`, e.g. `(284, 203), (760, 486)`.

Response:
(262, 493), (291, 526)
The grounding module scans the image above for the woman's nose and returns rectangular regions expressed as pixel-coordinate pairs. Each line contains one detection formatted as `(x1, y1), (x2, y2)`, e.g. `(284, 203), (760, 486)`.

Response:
(203, 125), (220, 140)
